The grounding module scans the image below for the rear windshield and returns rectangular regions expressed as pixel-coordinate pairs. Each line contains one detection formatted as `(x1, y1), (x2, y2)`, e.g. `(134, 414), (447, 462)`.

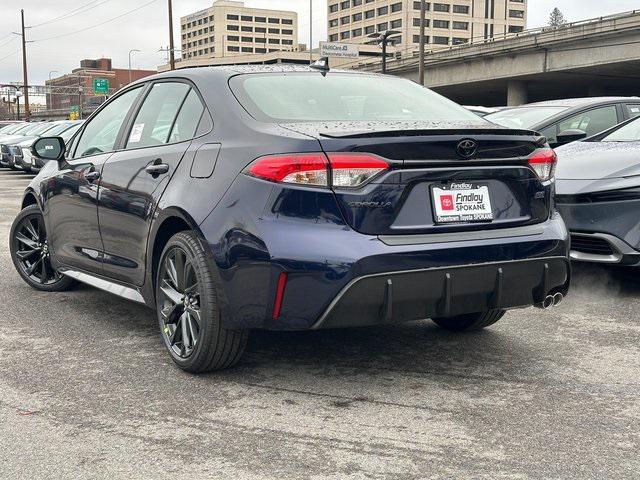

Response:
(230, 72), (482, 123)
(485, 106), (568, 129)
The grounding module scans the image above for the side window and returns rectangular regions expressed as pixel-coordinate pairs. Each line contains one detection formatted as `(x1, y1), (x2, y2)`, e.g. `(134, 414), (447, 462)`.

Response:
(126, 82), (190, 148)
(558, 105), (619, 137)
(539, 124), (558, 145)
(625, 104), (640, 118)
(73, 87), (143, 158)
(169, 89), (207, 143)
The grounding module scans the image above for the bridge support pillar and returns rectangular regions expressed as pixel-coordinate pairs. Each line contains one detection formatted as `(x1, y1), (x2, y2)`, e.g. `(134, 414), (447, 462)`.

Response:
(507, 81), (528, 106)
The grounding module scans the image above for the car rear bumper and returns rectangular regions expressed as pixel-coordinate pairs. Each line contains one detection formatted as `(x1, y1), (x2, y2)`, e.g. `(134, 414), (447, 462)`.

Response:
(204, 204), (570, 330)
(312, 256), (570, 329)
(556, 201), (640, 265)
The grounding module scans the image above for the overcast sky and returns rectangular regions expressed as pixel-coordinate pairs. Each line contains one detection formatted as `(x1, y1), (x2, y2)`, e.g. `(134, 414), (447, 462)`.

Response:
(0, 0), (638, 86)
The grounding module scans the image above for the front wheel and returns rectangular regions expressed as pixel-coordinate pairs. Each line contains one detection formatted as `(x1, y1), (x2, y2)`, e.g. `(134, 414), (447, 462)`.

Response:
(432, 310), (505, 332)
(156, 231), (248, 373)
(10, 204), (76, 291)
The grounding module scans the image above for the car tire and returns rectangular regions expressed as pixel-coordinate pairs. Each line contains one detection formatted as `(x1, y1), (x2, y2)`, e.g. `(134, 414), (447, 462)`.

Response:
(156, 231), (248, 373)
(432, 309), (505, 332)
(10, 204), (77, 292)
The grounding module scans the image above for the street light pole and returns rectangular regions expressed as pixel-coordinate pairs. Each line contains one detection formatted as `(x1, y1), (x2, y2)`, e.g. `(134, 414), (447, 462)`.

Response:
(418, 0), (426, 85)
(48, 70), (58, 111)
(128, 49), (140, 84)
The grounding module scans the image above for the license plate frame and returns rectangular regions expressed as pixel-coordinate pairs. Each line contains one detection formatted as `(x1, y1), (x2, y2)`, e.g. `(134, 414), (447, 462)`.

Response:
(431, 182), (494, 224)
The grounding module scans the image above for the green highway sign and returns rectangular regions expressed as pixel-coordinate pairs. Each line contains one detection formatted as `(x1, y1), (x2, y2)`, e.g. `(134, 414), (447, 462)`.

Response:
(70, 105), (79, 112)
(93, 78), (109, 95)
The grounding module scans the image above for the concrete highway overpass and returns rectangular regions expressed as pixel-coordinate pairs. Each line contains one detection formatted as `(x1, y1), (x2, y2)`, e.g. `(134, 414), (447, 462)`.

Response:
(358, 11), (640, 106)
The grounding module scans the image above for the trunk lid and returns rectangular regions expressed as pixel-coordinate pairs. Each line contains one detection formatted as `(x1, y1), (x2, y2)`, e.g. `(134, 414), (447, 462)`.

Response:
(283, 121), (550, 236)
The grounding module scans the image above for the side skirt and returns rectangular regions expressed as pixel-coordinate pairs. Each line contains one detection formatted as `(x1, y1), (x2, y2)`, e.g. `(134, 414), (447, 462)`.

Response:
(61, 269), (146, 304)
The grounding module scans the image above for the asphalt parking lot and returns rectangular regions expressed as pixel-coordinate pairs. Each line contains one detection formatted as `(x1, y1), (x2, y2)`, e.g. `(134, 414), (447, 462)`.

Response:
(0, 169), (638, 479)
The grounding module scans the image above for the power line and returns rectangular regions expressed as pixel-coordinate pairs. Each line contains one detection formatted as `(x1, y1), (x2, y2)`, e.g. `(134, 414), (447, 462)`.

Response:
(32, 0), (160, 43)
(0, 48), (21, 63)
(29, 0), (112, 28)
(0, 35), (18, 50)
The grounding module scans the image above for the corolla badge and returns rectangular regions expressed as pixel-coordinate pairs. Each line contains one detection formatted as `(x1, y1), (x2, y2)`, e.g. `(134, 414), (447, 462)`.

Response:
(456, 139), (478, 158)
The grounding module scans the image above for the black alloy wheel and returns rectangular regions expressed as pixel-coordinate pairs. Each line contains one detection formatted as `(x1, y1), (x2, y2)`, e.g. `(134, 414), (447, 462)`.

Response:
(156, 231), (248, 372)
(10, 204), (76, 291)
(158, 246), (202, 359)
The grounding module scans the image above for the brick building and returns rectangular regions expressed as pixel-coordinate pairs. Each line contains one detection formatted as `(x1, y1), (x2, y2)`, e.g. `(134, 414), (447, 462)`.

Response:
(45, 58), (155, 111)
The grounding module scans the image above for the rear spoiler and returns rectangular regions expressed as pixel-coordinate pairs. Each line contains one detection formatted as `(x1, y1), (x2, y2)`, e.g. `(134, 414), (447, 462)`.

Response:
(319, 128), (540, 139)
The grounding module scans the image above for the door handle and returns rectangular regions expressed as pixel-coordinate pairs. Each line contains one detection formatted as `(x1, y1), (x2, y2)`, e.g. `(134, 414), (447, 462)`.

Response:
(85, 171), (101, 182)
(145, 160), (169, 176)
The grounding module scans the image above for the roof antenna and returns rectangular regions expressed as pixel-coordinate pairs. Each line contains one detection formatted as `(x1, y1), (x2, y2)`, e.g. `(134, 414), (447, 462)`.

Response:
(310, 56), (330, 76)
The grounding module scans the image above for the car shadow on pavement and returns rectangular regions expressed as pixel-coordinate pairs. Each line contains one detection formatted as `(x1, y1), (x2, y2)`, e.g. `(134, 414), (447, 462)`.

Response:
(571, 262), (640, 298)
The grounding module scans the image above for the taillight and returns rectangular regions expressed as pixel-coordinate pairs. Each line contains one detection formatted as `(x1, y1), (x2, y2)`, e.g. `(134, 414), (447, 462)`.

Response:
(327, 153), (389, 188)
(247, 152), (389, 188)
(528, 149), (557, 182)
(247, 153), (329, 186)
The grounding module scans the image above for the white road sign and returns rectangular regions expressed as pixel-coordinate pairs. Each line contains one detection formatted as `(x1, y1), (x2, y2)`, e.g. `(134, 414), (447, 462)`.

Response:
(320, 42), (359, 58)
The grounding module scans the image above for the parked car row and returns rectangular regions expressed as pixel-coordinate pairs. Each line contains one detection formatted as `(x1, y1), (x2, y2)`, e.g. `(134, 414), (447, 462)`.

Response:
(0, 120), (84, 173)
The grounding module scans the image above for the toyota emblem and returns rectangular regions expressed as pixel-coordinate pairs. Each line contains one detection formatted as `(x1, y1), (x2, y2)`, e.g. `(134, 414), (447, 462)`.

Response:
(456, 139), (478, 158)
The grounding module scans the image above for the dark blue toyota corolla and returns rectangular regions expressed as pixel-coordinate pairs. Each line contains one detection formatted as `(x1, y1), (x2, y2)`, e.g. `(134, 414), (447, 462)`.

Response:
(10, 65), (570, 372)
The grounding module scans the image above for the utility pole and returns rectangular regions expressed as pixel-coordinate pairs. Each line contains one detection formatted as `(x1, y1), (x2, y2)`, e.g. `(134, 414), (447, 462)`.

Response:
(128, 49), (140, 84)
(48, 70), (58, 111)
(20, 9), (30, 121)
(418, 0), (426, 85)
(168, 0), (175, 70)
(309, 0), (313, 62)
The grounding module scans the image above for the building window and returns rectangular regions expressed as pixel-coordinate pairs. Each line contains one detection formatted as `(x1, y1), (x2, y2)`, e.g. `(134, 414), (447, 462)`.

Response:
(340, 31), (350, 39)
(413, 18), (430, 27)
(413, 34), (429, 43)
(227, 24), (239, 31)
(453, 21), (468, 30)
(256, 48), (267, 53)
(509, 10), (525, 18)
(241, 36), (252, 42)
(453, 5), (469, 14)
(329, 4), (339, 13)
(282, 18), (293, 25)
(353, 0), (362, 5)
(255, 37), (266, 43)
(413, 2), (431, 10)
(241, 26), (253, 32)
(433, 35), (449, 44)
(391, 2), (402, 12)
(329, 19), (338, 27)
(228, 46), (240, 52)
(227, 35), (239, 41)
(452, 38), (468, 45)
(268, 18), (280, 23)
(377, 22), (388, 31)
(282, 39), (293, 45)
(268, 38), (280, 44)
(255, 27), (266, 33)
(364, 25), (375, 34)
(227, 14), (239, 20)
(433, 20), (449, 28)
(341, 16), (350, 25)
(341, 1), (350, 9)
(329, 34), (339, 41)
(433, 3), (450, 12)
(269, 28), (280, 33)
(242, 47), (253, 53)
(282, 29), (293, 35)
(255, 16), (266, 22)
(241, 15), (252, 21)
(391, 19), (402, 28)
(377, 6), (388, 15)
(352, 12), (362, 22)
(352, 28), (362, 37)
(509, 25), (524, 33)
(365, 9), (375, 19)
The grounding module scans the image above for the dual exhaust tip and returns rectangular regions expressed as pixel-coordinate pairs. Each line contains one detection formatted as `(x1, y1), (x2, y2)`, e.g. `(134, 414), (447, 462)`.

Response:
(537, 293), (564, 310)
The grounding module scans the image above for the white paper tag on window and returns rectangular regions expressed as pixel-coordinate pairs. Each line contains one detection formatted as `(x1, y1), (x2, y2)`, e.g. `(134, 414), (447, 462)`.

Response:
(129, 123), (145, 143)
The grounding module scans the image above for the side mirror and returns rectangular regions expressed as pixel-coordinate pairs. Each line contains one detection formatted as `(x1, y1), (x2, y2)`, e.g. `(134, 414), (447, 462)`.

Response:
(556, 129), (587, 146)
(31, 136), (65, 164)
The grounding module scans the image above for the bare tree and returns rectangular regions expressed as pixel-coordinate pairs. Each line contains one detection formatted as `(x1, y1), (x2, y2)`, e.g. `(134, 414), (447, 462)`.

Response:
(548, 7), (567, 27)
